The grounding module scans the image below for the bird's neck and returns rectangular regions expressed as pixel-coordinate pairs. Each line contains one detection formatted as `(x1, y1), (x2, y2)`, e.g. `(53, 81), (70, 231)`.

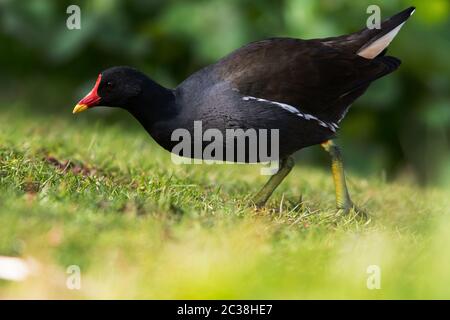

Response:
(127, 79), (177, 131)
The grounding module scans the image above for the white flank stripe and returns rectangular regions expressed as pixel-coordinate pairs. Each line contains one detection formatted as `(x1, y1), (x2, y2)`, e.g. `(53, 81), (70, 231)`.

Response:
(242, 95), (338, 132)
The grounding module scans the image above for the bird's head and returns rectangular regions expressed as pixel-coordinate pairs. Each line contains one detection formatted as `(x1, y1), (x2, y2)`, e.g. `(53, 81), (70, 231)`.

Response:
(73, 66), (155, 114)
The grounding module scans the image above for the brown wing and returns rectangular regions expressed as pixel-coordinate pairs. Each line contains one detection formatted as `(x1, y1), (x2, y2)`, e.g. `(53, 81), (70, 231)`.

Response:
(217, 38), (400, 121)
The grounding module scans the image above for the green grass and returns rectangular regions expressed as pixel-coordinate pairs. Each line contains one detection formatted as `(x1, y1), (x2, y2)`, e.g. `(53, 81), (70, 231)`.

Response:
(0, 105), (449, 299)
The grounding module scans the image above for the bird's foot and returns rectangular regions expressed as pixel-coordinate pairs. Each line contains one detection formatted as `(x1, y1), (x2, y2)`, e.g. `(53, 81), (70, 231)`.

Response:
(251, 195), (268, 209)
(336, 202), (368, 218)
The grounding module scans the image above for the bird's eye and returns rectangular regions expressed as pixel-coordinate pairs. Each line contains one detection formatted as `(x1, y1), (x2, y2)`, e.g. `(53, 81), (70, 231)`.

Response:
(106, 81), (115, 88)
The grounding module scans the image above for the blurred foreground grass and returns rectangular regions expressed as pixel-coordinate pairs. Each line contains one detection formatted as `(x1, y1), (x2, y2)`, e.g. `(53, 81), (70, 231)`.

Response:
(0, 105), (449, 299)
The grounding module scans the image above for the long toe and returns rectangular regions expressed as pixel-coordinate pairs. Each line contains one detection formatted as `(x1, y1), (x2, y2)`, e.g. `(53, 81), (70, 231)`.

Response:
(337, 202), (368, 219)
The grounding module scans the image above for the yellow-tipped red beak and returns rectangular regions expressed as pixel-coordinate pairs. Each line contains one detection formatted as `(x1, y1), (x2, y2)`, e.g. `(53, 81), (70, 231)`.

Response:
(73, 104), (89, 114)
(73, 74), (102, 115)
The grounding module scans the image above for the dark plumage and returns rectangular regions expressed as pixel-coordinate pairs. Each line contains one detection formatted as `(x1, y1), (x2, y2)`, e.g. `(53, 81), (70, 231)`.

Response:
(73, 7), (415, 210)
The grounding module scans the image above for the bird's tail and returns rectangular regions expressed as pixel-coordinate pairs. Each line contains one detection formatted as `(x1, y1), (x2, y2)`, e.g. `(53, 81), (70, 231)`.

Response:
(323, 6), (415, 59)
(357, 6), (415, 59)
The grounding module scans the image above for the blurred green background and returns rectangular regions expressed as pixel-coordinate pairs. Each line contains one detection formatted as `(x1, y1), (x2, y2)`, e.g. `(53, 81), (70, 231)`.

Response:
(0, 0), (449, 186)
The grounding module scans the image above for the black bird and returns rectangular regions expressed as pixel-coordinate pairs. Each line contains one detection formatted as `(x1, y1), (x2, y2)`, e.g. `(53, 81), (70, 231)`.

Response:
(73, 7), (415, 213)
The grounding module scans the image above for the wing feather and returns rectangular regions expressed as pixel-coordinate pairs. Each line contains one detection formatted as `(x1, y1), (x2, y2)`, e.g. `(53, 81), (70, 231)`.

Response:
(217, 38), (399, 122)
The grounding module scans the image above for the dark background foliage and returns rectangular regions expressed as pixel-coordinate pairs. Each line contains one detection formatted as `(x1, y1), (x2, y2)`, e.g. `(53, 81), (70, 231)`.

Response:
(0, 0), (448, 185)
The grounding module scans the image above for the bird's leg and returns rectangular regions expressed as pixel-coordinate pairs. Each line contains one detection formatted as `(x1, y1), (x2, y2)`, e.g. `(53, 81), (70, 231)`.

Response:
(321, 140), (365, 216)
(252, 156), (295, 208)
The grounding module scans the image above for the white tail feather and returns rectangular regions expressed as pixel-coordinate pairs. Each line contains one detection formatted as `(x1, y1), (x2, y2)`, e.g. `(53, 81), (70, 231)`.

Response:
(357, 22), (405, 59)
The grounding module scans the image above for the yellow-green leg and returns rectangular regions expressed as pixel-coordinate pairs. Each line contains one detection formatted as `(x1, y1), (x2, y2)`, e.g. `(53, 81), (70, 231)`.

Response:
(321, 140), (365, 216)
(252, 156), (295, 208)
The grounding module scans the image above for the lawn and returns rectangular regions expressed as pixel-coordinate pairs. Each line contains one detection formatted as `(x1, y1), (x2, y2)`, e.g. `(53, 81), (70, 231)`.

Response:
(0, 105), (449, 299)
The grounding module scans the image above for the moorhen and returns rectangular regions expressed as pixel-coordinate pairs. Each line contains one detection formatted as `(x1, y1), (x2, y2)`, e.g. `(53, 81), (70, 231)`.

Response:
(73, 7), (415, 213)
